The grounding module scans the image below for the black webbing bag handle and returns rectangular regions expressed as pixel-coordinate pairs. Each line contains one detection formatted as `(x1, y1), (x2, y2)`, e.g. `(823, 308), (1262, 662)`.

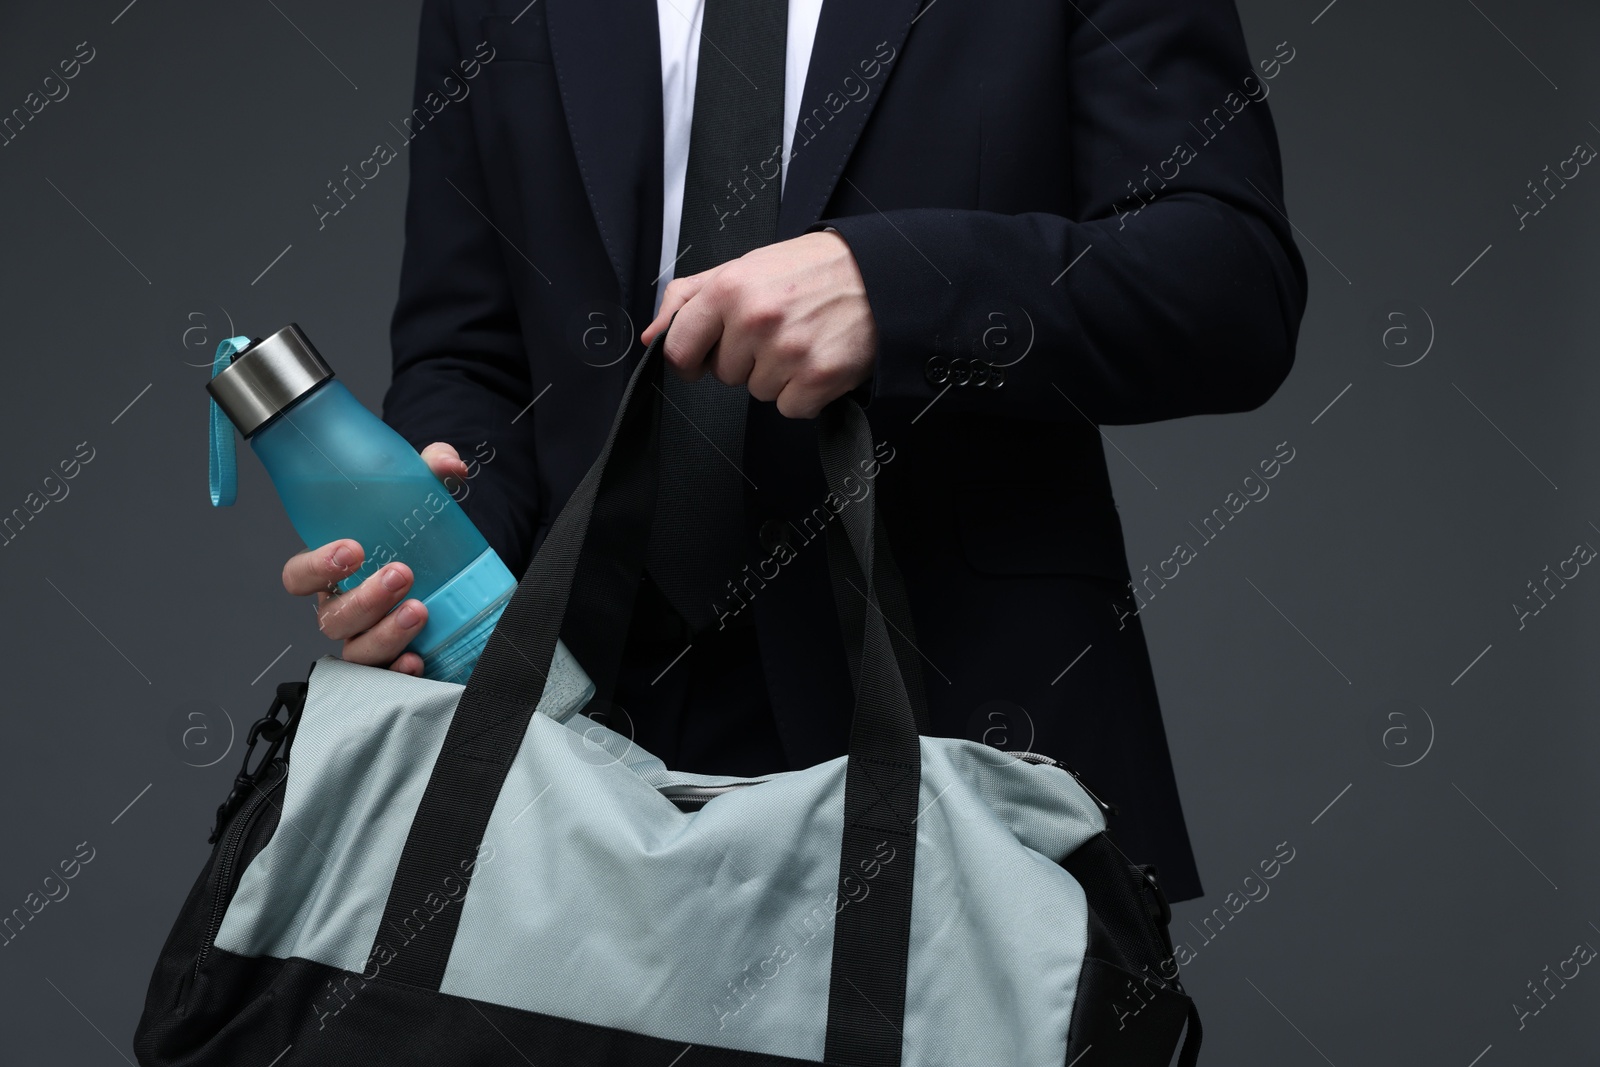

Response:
(368, 330), (927, 1066)
(814, 397), (924, 1066)
(818, 411), (931, 737)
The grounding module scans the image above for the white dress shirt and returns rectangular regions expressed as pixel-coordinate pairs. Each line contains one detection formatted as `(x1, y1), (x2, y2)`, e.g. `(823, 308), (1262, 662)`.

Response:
(654, 0), (825, 310)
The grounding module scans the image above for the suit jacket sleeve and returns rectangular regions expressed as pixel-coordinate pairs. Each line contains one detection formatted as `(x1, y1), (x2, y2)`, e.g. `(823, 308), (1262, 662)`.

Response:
(820, 0), (1309, 425)
(382, 0), (542, 574)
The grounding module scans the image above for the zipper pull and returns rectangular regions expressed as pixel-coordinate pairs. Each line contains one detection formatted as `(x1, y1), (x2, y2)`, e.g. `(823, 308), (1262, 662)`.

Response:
(208, 770), (258, 846)
(206, 680), (307, 843)
(1063, 764), (1119, 819)
(1008, 750), (1121, 819)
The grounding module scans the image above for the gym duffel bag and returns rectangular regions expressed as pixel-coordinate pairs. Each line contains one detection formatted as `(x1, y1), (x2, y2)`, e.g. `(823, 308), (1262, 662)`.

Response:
(136, 331), (1201, 1066)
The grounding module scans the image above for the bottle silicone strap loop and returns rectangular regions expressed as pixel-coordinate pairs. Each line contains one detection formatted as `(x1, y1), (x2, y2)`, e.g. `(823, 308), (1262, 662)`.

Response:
(209, 336), (252, 507)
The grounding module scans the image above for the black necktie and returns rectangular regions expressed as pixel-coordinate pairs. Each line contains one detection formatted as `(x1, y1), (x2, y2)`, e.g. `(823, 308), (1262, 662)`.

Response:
(648, 0), (788, 635)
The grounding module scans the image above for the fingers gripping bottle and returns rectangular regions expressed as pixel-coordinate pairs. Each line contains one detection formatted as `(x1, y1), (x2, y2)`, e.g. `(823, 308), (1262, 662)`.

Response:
(207, 323), (519, 684)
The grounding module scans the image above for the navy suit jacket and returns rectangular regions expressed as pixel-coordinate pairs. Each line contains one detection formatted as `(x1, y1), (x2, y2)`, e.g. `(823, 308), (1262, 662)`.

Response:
(382, 0), (1309, 902)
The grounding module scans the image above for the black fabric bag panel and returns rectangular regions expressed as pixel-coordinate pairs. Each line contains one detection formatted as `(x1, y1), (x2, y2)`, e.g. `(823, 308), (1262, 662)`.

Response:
(1063, 957), (1192, 1067)
(141, 950), (832, 1067)
(1061, 833), (1199, 1067)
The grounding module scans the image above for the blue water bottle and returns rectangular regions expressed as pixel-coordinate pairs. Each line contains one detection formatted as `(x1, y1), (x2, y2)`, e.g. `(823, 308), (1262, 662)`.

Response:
(207, 323), (516, 684)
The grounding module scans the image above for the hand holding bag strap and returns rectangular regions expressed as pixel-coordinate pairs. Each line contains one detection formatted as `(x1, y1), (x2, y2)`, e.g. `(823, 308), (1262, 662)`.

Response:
(371, 328), (927, 1064)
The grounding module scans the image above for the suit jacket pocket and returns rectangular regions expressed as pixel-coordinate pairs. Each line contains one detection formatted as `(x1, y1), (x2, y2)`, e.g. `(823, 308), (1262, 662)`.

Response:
(481, 11), (552, 64)
(955, 481), (1132, 585)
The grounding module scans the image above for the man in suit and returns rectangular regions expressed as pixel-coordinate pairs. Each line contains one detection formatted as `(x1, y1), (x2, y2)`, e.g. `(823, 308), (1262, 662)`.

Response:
(279, 0), (1308, 904)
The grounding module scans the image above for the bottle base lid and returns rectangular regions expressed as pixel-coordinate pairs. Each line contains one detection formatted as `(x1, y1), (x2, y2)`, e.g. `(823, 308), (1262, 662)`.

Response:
(409, 548), (517, 682)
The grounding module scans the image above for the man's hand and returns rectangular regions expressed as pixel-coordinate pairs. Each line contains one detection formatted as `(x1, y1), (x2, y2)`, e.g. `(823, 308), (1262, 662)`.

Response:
(641, 230), (877, 419)
(280, 442), (469, 677)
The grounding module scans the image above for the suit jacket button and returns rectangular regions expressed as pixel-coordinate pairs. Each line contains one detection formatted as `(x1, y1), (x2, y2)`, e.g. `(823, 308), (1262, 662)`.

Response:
(758, 519), (793, 556)
(924, 355), (949, 386)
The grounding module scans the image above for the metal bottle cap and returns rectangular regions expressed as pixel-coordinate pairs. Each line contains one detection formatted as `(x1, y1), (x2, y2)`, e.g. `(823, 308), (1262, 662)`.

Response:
(207, 323), (334, 438)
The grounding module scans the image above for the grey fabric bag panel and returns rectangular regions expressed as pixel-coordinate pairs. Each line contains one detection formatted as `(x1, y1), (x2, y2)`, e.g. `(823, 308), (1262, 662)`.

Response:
(216, 654), (1104, 1064)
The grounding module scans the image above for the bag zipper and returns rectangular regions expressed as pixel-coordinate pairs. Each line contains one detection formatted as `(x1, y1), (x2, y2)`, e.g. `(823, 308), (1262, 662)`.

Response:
(657, 781), (768, 811)
(656, 751), (1059, 799)
(653, 752), (1114, 815)
(1009, 750), (1119, 817)
(194, 759), (287, 979)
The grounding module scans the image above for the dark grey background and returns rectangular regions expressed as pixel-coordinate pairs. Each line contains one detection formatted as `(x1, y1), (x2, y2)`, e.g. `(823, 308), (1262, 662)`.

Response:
(1, 0), (1595, 1063)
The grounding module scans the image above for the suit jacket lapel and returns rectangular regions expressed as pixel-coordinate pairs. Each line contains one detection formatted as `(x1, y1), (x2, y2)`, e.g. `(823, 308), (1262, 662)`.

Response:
(546, 0), (664, 314)
(776, 0), (922, 239)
